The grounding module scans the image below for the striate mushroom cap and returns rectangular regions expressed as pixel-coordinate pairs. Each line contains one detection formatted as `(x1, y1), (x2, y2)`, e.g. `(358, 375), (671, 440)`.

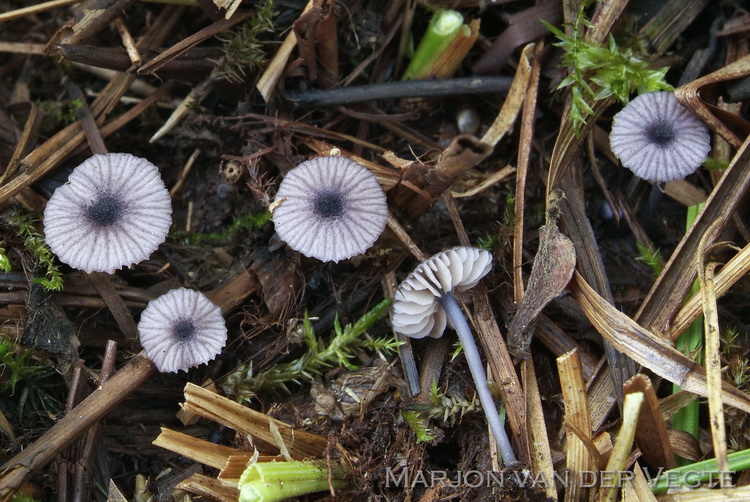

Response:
(138, 288), (227, 373)
(272, 155), (388, 263)
(391, 247), (492, 339)
(609, 91), (711, 183)
(43, 153), (172, 274)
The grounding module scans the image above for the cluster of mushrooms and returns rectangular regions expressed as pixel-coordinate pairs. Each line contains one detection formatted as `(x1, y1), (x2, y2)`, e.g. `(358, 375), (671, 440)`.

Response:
(38, 89), (710, 469)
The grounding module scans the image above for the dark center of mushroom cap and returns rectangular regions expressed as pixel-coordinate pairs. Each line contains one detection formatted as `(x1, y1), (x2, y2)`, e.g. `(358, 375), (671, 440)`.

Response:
(172, 318), (196, 342)
(646, 119), (676, 147)
(86, 194), (123, 227)
(313, 189), (345, 218)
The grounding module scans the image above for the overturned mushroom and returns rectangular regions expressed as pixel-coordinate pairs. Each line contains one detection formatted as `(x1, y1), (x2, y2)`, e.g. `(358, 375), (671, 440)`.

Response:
(609, 92), (711, 182)
(391, 247), (518, 466)
(271, 155), (388, 262)
(43, 152), (172, 273)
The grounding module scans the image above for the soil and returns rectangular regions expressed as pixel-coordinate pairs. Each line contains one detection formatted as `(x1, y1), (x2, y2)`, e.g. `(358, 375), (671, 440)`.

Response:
(1, 1), (750, 501)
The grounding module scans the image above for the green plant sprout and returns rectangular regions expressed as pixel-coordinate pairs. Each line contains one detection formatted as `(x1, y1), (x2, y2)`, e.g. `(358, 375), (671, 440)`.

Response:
(215, 0), (276, 83)
(0, 334), (61, 422)
(427, 380), (479, 426)
(172, 211), (271, 245)
(476, 232), (498, 251)
(544, 0), (672, 135)
(2, 209), (62, 290)
(650, 447), (750, 494)
(238, 458), (348, 502)
(0, 246), (10, 273)
(401, 410), (439, 443)
(402, 9), (465, 81)
(635, 241), (663, 278)
(402, 381), (481, 443)
(222, 299), (398, 402)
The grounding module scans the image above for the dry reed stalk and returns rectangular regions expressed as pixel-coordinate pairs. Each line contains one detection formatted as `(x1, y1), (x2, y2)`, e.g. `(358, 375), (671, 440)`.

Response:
(180, 383), (328, 459)
(598, 391), (643, 502)
(176, 473), (238, 502)
(153, 428), (277, 470)
(698, 222), (730, 483)
(45, 0), (137, 53)
(623, 375), (675, 470)
(480, 43), (533, 147)
(574, 272), (750, 414)
(523, 358), (557, 500)
(558, 349), (594, 502)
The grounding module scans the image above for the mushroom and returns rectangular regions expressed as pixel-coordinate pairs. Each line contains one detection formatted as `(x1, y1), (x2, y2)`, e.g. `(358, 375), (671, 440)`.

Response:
(271, 155), (388, 262)
(138, 288), (227, 373)
(44, 152), (172, 273)
(391, 247), (518, 465)
(609, 91), (711, 182)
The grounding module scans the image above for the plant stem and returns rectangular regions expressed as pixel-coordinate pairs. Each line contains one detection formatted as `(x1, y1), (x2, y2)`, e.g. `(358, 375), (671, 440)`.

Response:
(439, 292), (518, 466)
(402, 10), (465, 81)
(672, 203), (704, 466)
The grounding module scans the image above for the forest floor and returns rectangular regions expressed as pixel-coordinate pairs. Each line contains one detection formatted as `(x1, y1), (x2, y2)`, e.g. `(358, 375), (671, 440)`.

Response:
(1, 0), (750, 501)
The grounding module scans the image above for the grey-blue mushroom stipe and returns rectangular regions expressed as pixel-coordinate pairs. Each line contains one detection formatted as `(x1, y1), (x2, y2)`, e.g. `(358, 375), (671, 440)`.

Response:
(271, 155), (388, 262)
(43, 153), (172, 274)
(609, 91), (711, 182)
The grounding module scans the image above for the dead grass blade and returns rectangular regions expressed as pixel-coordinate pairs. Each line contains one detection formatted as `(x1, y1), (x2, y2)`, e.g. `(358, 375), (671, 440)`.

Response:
(623, 375), (675, 470)
(598, 391), (643, 502)
(636, 135), (750, 334)
(670, 241), (750, 340)
(621, 462), (658, 502)
(697, 222), (730, 483)
(558, 349), (593, 502)
(480, 43), (533, 147)
(675, 54), (750, 149)
(573, 273), (750, 414)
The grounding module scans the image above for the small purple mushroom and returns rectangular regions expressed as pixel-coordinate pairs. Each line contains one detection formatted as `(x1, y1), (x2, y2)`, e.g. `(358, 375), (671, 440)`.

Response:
(43, 153), (172, 273)
(392, 247), (518, 466)
(138, 288), (227, 373)
(271, 155), (388, 262)
(609, 92), (711, 182)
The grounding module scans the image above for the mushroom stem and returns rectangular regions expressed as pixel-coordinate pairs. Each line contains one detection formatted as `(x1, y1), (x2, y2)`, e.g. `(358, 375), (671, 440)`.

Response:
(439, 292), (518, 466)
